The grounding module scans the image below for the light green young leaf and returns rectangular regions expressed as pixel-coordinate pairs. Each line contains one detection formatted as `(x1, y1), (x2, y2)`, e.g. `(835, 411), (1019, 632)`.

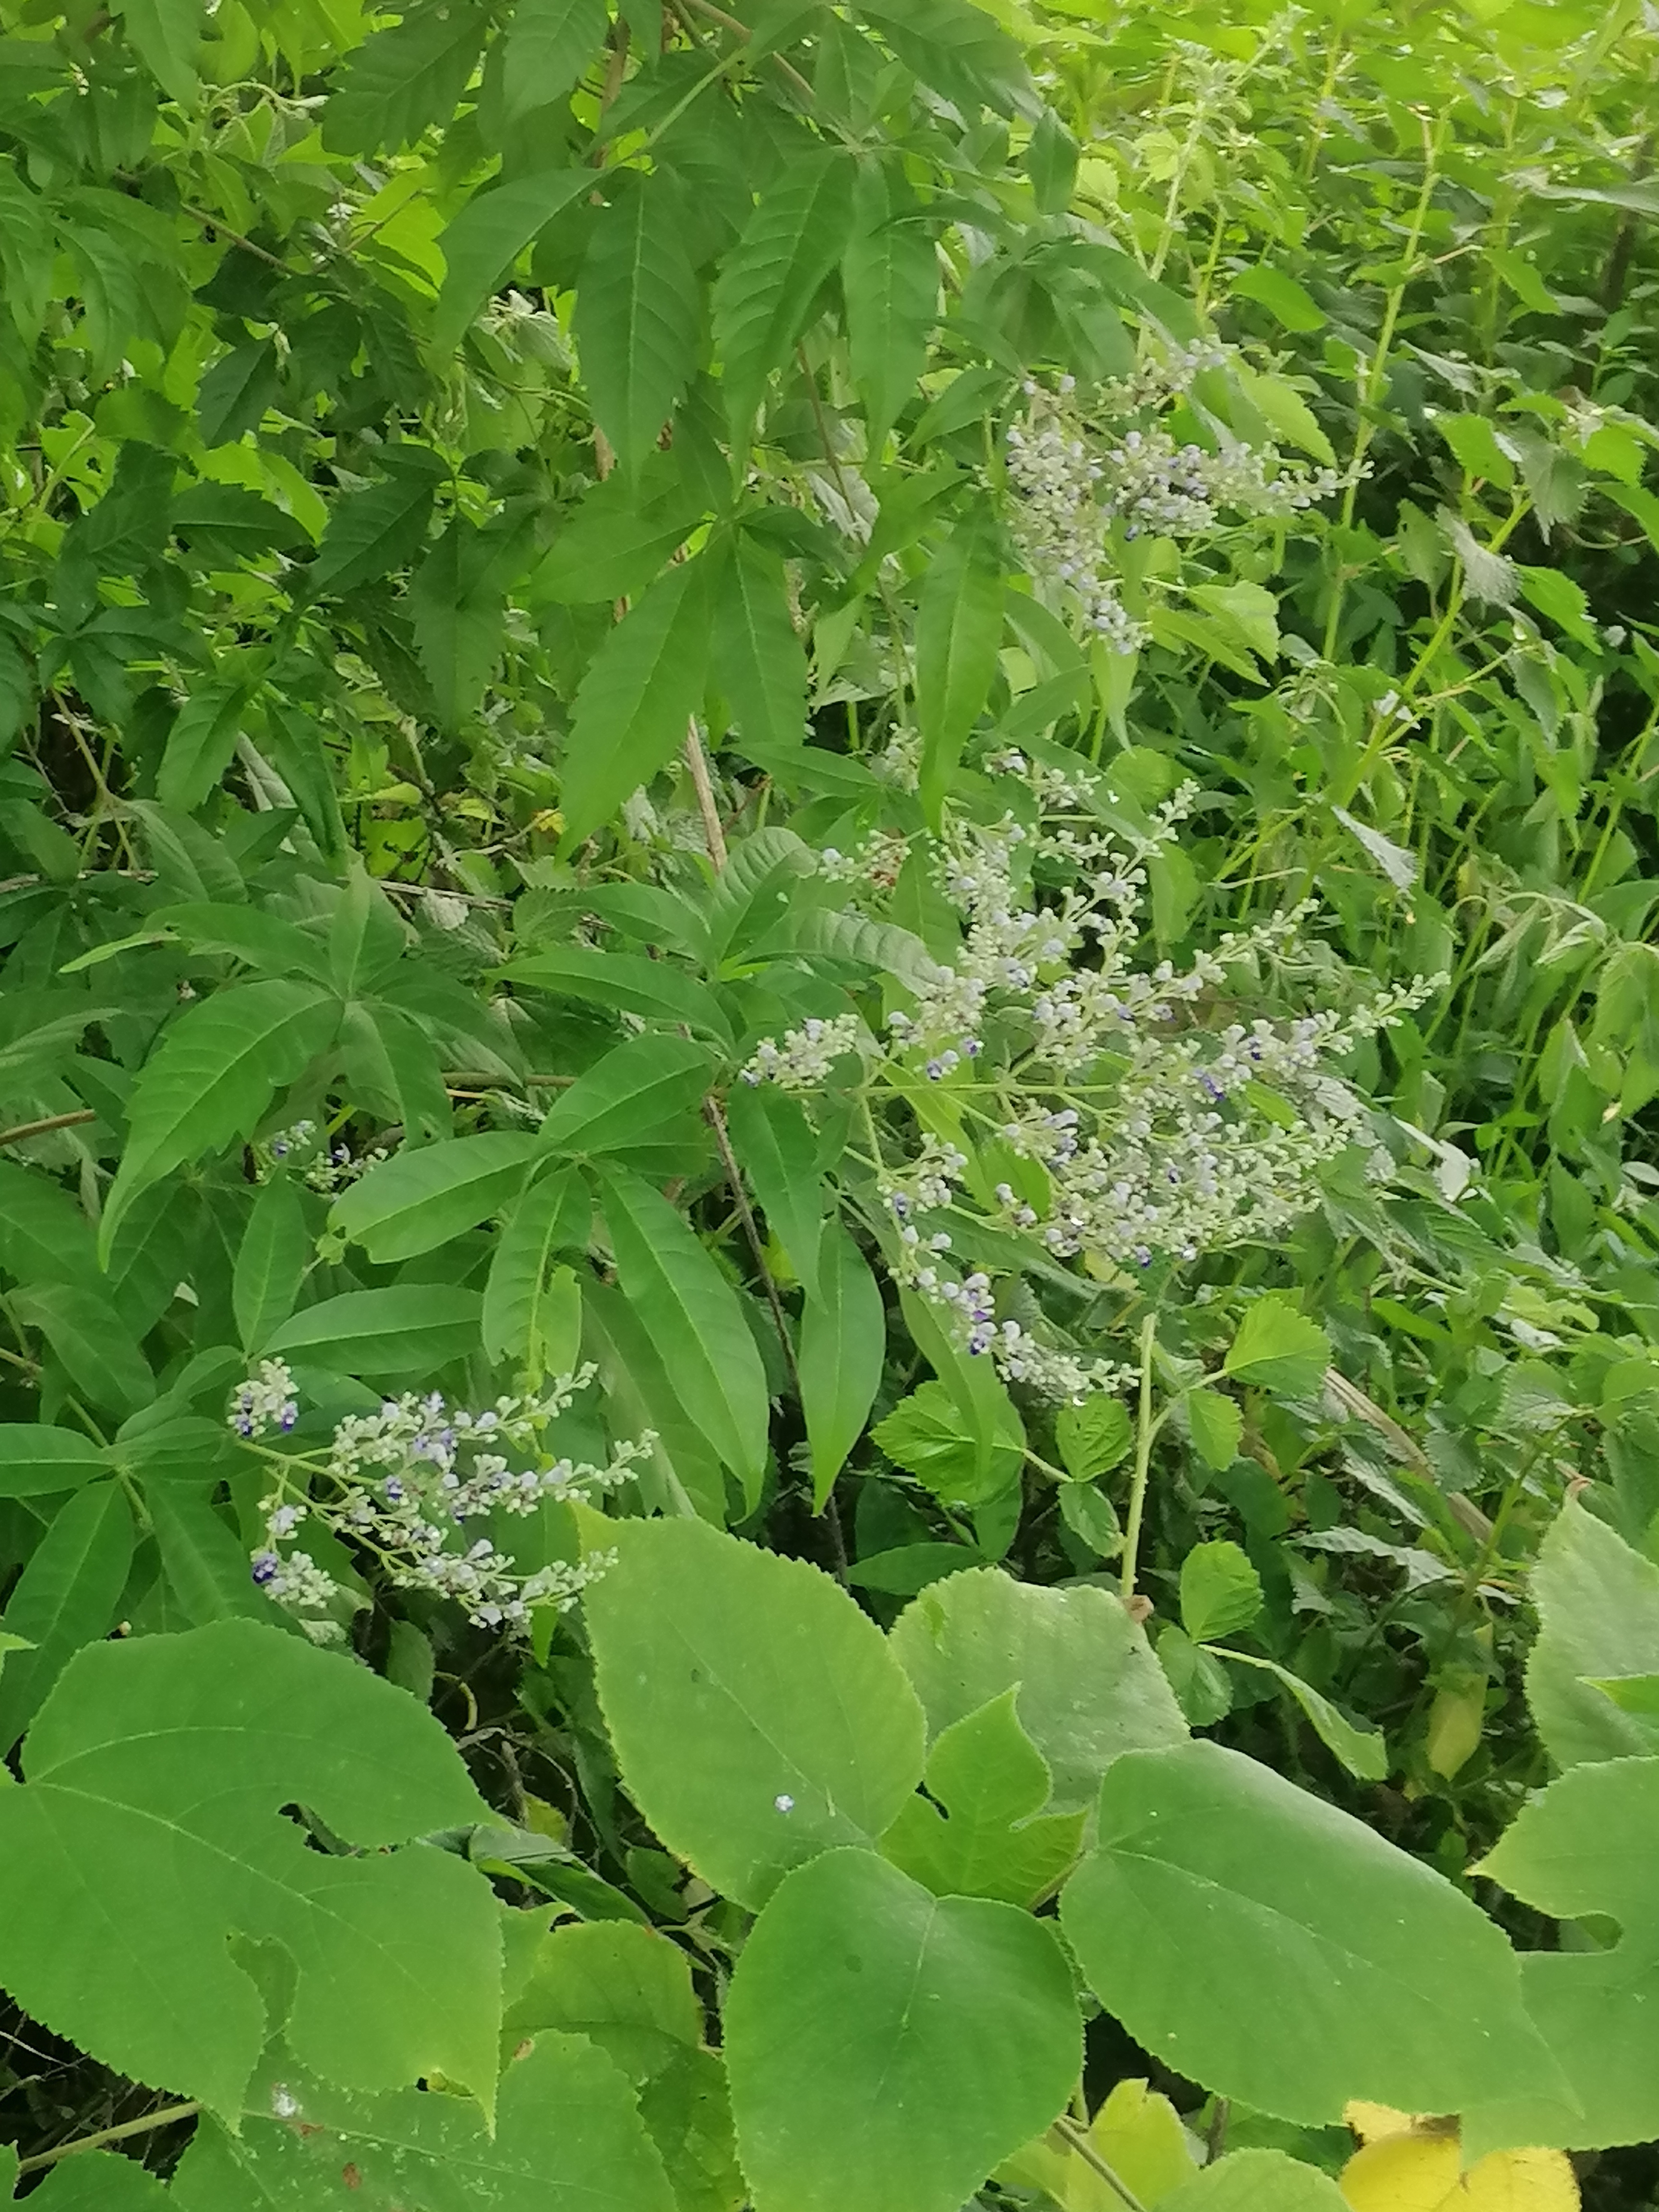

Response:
(1179, 1539), (1263, 1643)
(0, 1425), (108, 1498)
(557, 557), (713, 847)
(881, 1688), (1085, 1905)
(26, 2148), (170, 2207)
(482, 1166), (591, 1372)
(109, 0), (199, 99)
(872, 1379), (1022, 1509)
(724, 1847), (1079, 2212)
(1160, 2149), (1347, 2209)
(171, 2037), (674, 2210)
(1222, 1292), (1331, 1399)
(501, 0), (609, 122)
(1055, 1395), (1132, 1480)
(916, 513), (1004, 824)
(329, 1132), (542, 1264)
(100, 980), (340, 1261)
(1216, 1649), (1388, 1782)
(0, 1482), (133, 1753)
(1525, 1496), (1659, 1768)
(575, 173), (701, 478)
(601, 1169), (769, 1508)
(712, 152), (856, 448)
(723, 1080), (824, 1286)
(1059, 1741), (1564, 2128)
(584, 1516), (925, 1906)
(713, 529), (809, 764)
(537, 1034), (717, 1158)
(1182, 1386), (1243, 1471)
(843, 159), (938, 453)
(890, 1568), (1187, 1815)
(264, 1286), (484, 1378)
(1230, 264), (1327, 331)
(0, 1620), (498, 2124)
(800, 1220), (885, 1508)
(1433, 409), (1518, 489)
(1332, 805), (1417, 893)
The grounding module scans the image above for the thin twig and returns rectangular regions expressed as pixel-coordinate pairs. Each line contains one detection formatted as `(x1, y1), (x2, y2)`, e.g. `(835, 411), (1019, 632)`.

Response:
(684, 726), (729, 869)
(0, 1109), (96, 1149)
(1050, 2116), (1152, 2212)
(16, 2102), (202, 2176)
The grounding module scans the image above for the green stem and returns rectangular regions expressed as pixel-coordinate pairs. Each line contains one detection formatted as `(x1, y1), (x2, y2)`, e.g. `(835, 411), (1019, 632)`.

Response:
(1051, 2116), (1152, 2212)
(1119, 1310), (1159, 1605)
(17, 2103), (202, 2176)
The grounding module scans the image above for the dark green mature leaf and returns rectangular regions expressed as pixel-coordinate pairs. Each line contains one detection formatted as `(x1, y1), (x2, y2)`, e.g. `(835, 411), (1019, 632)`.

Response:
(172, 484), (304, 567)
(800, 1220), (885, 1507)
(576, 173), (702, 478)
(99, 980), (341, 1258)
(843, 159), (938, 453)
(724, 1847), (1080, 2212)
(304, 450), (446, 603)
(322, 0), (494, 154)
(330, 1132), (542, 1262)
(27, 2148), (169, 2207)
(856, 0), (1031, 115)
(713, 529), (808, 763)
(712, 152), (856, 447)
(503, 946), (732, 1042)
(408, 522), (511, 732)
(723, 1079), (823, 1287)
(433, 171), (590, 354)
(11, 1281), (154, 1416)
(156, 679), (255, 816)
(195, 340), (279, 449)
(172, 2036), (678, 2210)
(500, 0), (610, 122)
(532, 454), (703, 604)
(585, 1517), (926, 1905)
(146, 1482), (272, 1629)
(601, 1168), (770, 1506)
(0, 1426), (108, 1498)
(110, 0), (199, 97)
(265, 1286), (484, 1377)
(0, 1620), (499, 2121)
(1060, 1742), (1564, 2128)
(538, 1034), (717, 1157)
(558, 555), (712, 846)
(0, 1156), (98, 1286)
(482, 1165), (590, 1370)
(0, 1482), (133, 1752)
(916, 513), (1003, 824)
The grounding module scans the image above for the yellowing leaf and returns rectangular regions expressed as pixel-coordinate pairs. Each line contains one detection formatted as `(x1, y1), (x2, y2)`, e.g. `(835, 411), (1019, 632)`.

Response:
(1091, 2079), (1201, 2202)
(1340, 2132), (1579, 2210)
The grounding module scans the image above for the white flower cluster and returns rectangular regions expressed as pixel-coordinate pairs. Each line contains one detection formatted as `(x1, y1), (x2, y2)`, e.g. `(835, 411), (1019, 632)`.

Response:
(257, 1119), (391, 1191)
(1094, 424), (1344, 540)
(817, 831), (908, 894)
(741, 1012), (866, 1089)
(231, 1367), (646, 1635)
(1004, 407), (1146, 653)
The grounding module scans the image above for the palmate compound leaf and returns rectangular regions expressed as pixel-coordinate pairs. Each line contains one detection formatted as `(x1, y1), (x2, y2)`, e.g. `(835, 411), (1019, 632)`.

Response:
(723, 1846), (1082, 2212)
(0, 1620), (502, 2125)
(1469, 1755), (1659, 2154)
(1059, 1743), (1569, 2132)
(168, 2034), (677, 2212)
(584, 1516), (926, 1908)
(889, 1567), (1188, 1816)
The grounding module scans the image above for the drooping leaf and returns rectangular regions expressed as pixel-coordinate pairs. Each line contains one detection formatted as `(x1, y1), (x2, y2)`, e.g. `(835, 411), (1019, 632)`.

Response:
(799, 1219), (885, 1508)
(856, 0), (1031, 115)
(600, 1168), (770, 1507)
(584, 1515), (926, 1907)
(557, 555), (713, 847)
(723, 1846), (1080, 2212)
(0, 1620), (499, 2123)
(1059, 1741), (1564, 2128)
(329, 1132), (542, 1263)
(482, 1166), (591, 1372)
(304, 450), (446, 604)
(156, 680), (255, 816)
(842, 159), (938, 453)
(915, 512), (1004, 824)
(576, 172), (702, 478)
(722, 1080), (824, 1287)
(1218, 1649), (1388, 1782)
(99, 980), (341, 1258)
(712, 529), (809, 763)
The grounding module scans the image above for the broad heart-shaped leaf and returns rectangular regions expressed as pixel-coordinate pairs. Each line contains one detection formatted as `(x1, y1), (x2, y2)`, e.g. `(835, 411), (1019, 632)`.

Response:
(557, 554), (713, 847)
(538, 1036), (717, 1159)
(329, 1132), (542, 1263)
(501, 0), (608, 123)
(0, 1620), (500, 2122)
(600, 1171), (770, 1507)
(169, 2036), (676, 2212)
(0, 1423), (108, 1497)
(264, 1286), (484, 1379)
(724, 1847), (1080, 2212)
(99, 980), (341, 1259)
(433, 170), (589, 354)
(584, 1517), (925, 1907)
(799, 1220), (885, 1507)
(1470, 1756), (1659, 2153)
(1338, 2131), (1578, 2212)
(1222, 1291), (1332, 1398)
(1161, 2150), (1348, 2209)
(843, 158), (938, 453)
(25, 2147), (170, 2206)
(504, 1922), (743, 2212)
(576, 172), (701, 478)
(880, 1689), (1085, 1905)
(1524, 1496), (1659, 1768)
(1180, 1539), (1263, 1642)
(0, 1480), (133, 1752)
(482, 1166), (591, 1372)
(722, 1080), (823, 1287)
(712, 151), (856, 448)
(1059, 1742), (1565, 2130)
(915, 512), (1004, 825)
(890, 1568), (1187, 1815)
